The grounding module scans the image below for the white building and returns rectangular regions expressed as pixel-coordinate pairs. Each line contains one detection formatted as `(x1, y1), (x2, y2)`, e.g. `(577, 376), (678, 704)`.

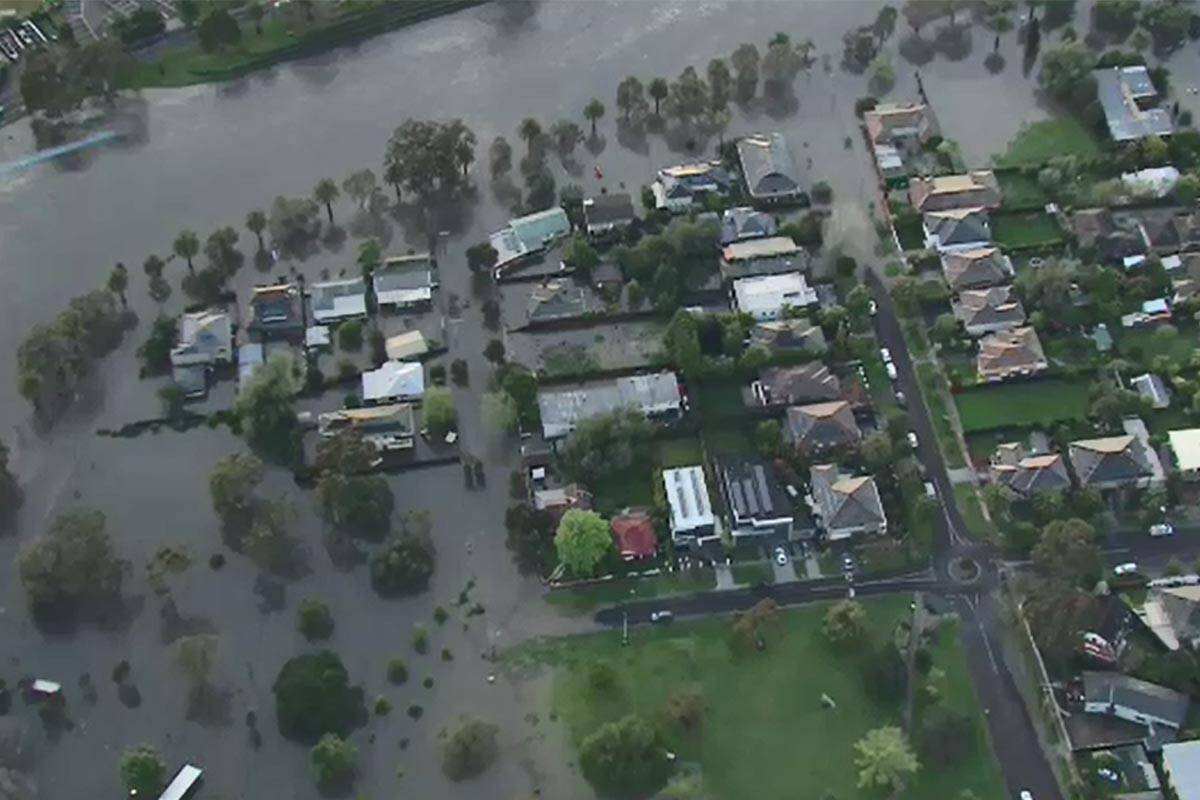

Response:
(170, 310), (233, 367)
(732, 272), (818, 321)
(536, 371), (682, 439)
(361, 361), (425, 404)
(1162, 740), (1200, 800)
(308, 277), (368, 324)
(662, 466), (717, 547)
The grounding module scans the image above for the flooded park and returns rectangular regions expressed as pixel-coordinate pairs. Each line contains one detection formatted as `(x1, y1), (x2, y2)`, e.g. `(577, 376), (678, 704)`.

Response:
(0, 0), (1197, 797)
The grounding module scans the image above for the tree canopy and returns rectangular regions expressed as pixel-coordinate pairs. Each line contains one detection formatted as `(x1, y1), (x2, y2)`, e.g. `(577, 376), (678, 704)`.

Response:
(854, 726), (919, 793)
(370, 517), (435, 597)
(311, 733), (356, 790)
(19, 508), (123, 611)
(120, 744), (166, 798)
(559, 409), (652, 486)
(315, 431), (394, 541)
(579, 714), (672, 798)
(0, 439), (23, 535)
(554, 510), (614, 577)
(823, 599), (868, 648)
(441, 717), (500, 781)
(234, 355), (300, 463)
(383, 118), (477, 199)
(273, 650), (365, 744)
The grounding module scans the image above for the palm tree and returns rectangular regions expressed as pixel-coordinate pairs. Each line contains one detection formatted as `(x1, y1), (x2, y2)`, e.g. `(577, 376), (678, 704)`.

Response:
(583, 98), (605, 137)
(313, 178), (339, 224)
(173, 230), (199, 273)
(107, 262), (129, 307)
(648, 78), (669, 115)
(245, 210), (267, 251)
(518, 117), (543, 154)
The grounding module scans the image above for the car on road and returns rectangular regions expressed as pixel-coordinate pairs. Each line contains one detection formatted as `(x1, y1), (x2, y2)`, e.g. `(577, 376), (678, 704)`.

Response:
(907, 431), (919, 449)
(1019, 792), (1034, 800)
(842, 554), (855, 572)
(880, 347), (892, 364)
(774, 547), (788, 566)
(1113, 562), (1138, 576)
(869, 299), (877, 315)
(650, 610), (673, 623)
(885, 361), (898, 380)
(923, 481), (936, 499)
(1150, 523), (1175, 537)
(896, 390), (906, 406)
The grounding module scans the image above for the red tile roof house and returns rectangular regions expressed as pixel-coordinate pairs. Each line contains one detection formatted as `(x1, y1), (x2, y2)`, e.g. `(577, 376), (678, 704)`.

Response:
(610, 511), (658, 560)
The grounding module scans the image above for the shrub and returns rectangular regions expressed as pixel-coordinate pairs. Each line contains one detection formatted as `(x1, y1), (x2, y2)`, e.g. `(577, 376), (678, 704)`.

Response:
(374, 696), (392, 716)
(310, 732), (356, 790)
(412, 624), (429, 654)
(273, 650), (365, 744)
(387, 658), (409, 685)
(433, 606), (449, 625)
(440, 717), (500, 781)
(120, 744), (166, 797)
(297, 599), (334, 641)
(337, 320), (363, 351)
(423, 676), (435, 689)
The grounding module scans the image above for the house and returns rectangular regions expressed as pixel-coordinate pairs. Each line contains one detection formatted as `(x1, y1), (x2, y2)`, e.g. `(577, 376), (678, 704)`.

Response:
(785, 400), (862, 452)
(719, 236), (808, 282)
(732, 272), (818, 321)
(717, 456), (795, 540)
(170, 310), (233, 367)
(373, 254), (434, 309)
(308, 277), (367, 324)
(872, 144), (907, 184)
(527, 279), (591, 323)
(748, 317), (827, 354)
(1168, 428), (1200, 477)
(610, 511), (658, 560)
(490, 207), (572, 272)
(533, 484), (592, 517)
(1143, 210), (1200, 255)
(989, 443), (1071, 496)
(361, 361), (425, 405)
(1095, 65), (1173, 142)
(317, 403), (416, 451)
(754, 363), (842, 405)
(662, 465), (717, 547)
(720, 206), (778, 246)
(651, 161), (731, 212)
(1142, 584), (1200, 651)
(384, 330), (429, 361)
(1070, 428), (1162, 490)
(976, 327), (1047, 382)
(1121, 166), (1181, 199)
(1082, 671), (1190, 731)
(940, 247), (1014, 292)
(1072, 208), (1148, 263)
(1162, 740), (1200, 800)
(909, 171), (1001, 214)
(536, 371), (682, 439)
(809, 464), (887, 540)
(583, 193), (636, 236)
(863, 102), (937, 146)
(248, 283), (304, 341)
(592, 262), (624, 294)
(736, 132), (803, 204)
(1131, 372), (1171, 410)
(1122, 297), (1172, 328)
(952, 285), (1027, 336)
(924, 208), (991, 252)
(305, 325), (331, 350)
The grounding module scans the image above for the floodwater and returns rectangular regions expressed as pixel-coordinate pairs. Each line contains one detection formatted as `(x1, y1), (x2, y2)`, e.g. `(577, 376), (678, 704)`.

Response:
(0, 0), (1176, 797)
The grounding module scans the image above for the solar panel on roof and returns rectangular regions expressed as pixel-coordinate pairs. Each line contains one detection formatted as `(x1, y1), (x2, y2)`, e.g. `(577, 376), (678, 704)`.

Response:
(754, 465), (773, 513)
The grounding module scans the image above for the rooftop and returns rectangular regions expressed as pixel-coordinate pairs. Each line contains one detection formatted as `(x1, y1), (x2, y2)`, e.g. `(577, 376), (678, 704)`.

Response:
(1095, 65), (1173, 142)
(733, 272), (818, 318)
(537, 371), (681, 438)
(737, 132), (801, 200)
(1163, 740), (1200, 800)
(584, 193), (636, 227)
(309, 277), (368, 323)
(663, 465), (714, 533)
(361, 361), (425, 403)
(1169, 428), (1200, 472)
(1083, 670), (1190, 729)
(374, 254), (434, 306)
(718, 456), (793, 527)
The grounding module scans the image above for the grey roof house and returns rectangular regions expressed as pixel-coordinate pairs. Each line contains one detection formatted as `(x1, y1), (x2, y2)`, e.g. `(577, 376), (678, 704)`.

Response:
(785, 401), (862, 452)
(716, 456), (795, 540)
(308, 277), (368, 324)
(1069, 432), (1159, 490)
(651, 161), (731, 212)
(719, 236), (809, 281)
(737, 132), (803, 204)
(1131, 372), (1171, 410)
(663, 465), (718, 547)
(374, 254), (434, 308)
(952, 285), (1027, 336)
(490, 207), (572, 272)
(1082, 671), (1190, 732)
(809, 465), (887, 540)
(584, 193), (636, 236)
(924, 208), (991, 253)
(248, 283), (304, 341)
(537, 371), (682, 439)
(1095, 65), (1173, 142)
(754, 363), (842, 406)
(989, 443), (1071, 497)
(720, 206), (777, 246)
(1071, 208), (1148, 263)
(527, 279), (591, 323)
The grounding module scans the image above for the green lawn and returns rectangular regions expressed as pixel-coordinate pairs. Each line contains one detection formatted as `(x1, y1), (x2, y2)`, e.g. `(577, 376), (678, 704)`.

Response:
(996, 171), (1049, 209)
(730, 562), (773, 586)
(994, 116), (1102, 167)
(655, 436), (706, 468)
(544, 570), (717, 616)
(915, 363), (967, 469)
(1117, 326), (1199, 366)
(954, 483), (997, 542)
(954, 379), (1091, 433)
(510, 598), (1004, 800)
(991, 211), (1065, 250)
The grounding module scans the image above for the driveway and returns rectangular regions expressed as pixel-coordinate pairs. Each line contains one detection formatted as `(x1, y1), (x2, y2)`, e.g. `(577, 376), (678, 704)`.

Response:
(771, 555), (797, 584)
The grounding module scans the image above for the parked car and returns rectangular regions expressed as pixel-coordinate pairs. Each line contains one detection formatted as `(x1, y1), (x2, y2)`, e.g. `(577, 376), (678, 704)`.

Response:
(896, 390), (907, 406)
(1113, 562), (1138, 576)
(880, 347), (892, 364)
(1150, 523), (1175, 537)
(923, 481), (936, 499)
(907, 431), (919, 449)
(1020, 792), (1034, 800)
(774, 547), (788, 566)
(869, 299), (878, 316)
(650, 610), (673, 623)
(885, 361), (898, 381)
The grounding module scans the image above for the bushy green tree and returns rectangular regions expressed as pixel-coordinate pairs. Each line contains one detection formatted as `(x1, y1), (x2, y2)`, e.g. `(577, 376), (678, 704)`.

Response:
(423, 386), (457, 437)
(441, 717), (500, 780)
(234, 354), (299, 463)
(823, 599), (868, 648)
(310, 732), (357, 789)
(298, 599), (334, 641)
(579, 714), (672, 797)
(554, 510), (613, 577)
(120, 744), (166, 797)
(19, 509), (123, 611)
(854, 726), (919, 792)
(273, 650), (364, 744)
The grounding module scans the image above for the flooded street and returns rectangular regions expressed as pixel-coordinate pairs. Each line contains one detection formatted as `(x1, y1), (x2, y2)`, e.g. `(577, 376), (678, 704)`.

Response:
(0, 0), (1180, 796)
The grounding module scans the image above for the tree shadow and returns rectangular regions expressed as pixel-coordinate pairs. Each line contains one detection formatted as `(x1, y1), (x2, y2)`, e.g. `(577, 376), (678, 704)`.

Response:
(289, 52), (341, 88)
(323, 225), (348, 252)
(159, 597), (217, 645)
(323, 531), (366, 572)
(117, 682), (142, 709)
(933, 23), (973, 61)
(254, 249), (274, 272)
(428, 187), (482, 242)
(215, 78), (251, 100)
(185, 683), (234, 727)
(762, 87), (800, 120)
(348, 211), (394, 247)
(490, 176), (523, 211)
(29, 592), (141, 638)
(899, 33), (936, 66)
(615, 118), (650, 156)
(253, 573), (287, 614)
(585, 132), (607, 157)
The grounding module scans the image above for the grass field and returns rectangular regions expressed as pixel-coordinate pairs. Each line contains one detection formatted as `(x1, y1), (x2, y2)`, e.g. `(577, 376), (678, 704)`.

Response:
(996, 171), (1049, 209)
(544, 570), (717, 615)
(511, 598), (1004, 800)
(994, 116), (1102, 166)
(730, 561), (773, 585)
(1117, 325), (1199, 366)
(955, 379), (1091, 433)
(954, 483), (997, 542)
(915, 362), (967, 469)
(992, 211), (1065, 249)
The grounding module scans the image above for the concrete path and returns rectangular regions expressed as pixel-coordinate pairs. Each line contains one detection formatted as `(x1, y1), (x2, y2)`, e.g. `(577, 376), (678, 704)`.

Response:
(947, 467), (977, 484)
(772, 558), (797, 585)
(803, 555), (823, 580)
(714, 563), (736, 591)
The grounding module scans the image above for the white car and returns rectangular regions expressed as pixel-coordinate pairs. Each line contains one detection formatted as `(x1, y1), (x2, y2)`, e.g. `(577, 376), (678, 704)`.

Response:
(1019, 792), (1034, 800)
(923, 481), (936, 499)
(907, 431), (919, 449)
(885, 361), (898, 381)
(880, 347), (893, 364)
(774, 547), (788, 566)
(1150, 523), (1175, 537)
(650, 610), (673, 623)
(869, 299), (878, 316)
(1113, 562), (1138, 576)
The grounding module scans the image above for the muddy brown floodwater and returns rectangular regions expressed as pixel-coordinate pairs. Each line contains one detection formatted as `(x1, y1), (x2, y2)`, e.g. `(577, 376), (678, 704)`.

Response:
(0, 1), (1194, 797)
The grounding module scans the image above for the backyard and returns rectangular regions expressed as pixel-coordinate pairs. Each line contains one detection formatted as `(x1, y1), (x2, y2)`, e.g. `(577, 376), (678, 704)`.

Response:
(955, 378), (1091, 433)
(991, 211), (1065, 250)
(996, 170), (1049, 210)
(509, 597), (1005, 800)
(993, 116), (1102, 167)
